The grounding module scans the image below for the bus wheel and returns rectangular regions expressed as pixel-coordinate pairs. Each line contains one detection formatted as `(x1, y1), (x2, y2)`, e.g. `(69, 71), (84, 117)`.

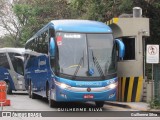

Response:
(28, 81), (31, 98)
(95, 101), (104, 108)
(48, 93), (55, 108)
(29, 81), (36, 99)
(6, 82), (12, 94)
(47, 87), (55, 108)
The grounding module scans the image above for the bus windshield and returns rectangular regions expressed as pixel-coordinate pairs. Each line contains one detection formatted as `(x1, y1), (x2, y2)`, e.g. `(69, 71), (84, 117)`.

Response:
(55, 32), (116, 80)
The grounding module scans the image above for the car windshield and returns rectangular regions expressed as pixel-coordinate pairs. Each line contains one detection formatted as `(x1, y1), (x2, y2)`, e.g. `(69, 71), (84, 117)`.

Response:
(54, 32), (116, 80)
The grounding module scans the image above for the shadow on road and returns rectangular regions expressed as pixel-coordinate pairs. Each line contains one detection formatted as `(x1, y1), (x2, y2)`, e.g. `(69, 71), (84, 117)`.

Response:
(36, 96), (106, 111)
(10, 91), (28, 95)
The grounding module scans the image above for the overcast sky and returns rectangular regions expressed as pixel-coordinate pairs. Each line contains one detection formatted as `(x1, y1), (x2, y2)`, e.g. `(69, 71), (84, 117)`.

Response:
(0, 0), (14, 37)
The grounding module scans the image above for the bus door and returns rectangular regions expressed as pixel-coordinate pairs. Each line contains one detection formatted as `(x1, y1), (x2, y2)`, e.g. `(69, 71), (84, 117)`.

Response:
(37, 55), (48, 96)
(9, 54), (25, 90)
(15, 56), (25, 90)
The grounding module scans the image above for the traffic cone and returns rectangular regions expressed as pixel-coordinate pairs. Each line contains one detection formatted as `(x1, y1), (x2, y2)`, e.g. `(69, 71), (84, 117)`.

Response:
(0, 81), (10, 106)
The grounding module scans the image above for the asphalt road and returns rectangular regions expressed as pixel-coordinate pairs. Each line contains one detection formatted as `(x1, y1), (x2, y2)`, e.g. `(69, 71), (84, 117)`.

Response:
(1, 91), (159, 120)
(2, 91), (134, 111)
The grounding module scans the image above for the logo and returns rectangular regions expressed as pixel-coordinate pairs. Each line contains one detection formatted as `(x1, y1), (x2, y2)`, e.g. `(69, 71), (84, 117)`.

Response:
(87, 88), (91, 92)
(64, 34), (81, 38)
(76, 82), (102, 87)
(1, 112), (42, 118)
(2, 112), (11, 117)
(38, 59), (46, 68)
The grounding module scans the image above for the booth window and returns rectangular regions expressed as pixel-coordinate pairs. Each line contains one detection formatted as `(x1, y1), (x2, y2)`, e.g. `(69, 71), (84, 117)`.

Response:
(121, 37), (135, 60)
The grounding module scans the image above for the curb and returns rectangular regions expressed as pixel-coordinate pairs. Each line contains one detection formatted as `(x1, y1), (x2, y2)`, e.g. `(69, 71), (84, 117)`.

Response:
(105, 102), (131, 109)
(105, 102), (151, 111)
(105, 101), (160, 115)
(148, 109), (160, 114)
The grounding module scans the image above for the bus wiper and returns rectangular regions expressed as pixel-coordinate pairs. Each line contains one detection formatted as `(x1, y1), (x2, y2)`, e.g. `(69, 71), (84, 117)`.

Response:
(92, 51), (105, 79)
(72, 56), (84, 80)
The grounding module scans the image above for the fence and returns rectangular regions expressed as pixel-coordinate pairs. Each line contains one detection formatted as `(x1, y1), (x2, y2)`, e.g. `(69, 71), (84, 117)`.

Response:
(154, 64), (160, 101)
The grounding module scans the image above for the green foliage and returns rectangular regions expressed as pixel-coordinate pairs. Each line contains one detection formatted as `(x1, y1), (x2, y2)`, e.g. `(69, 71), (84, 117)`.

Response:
(9, 0), (160, 47)
(13, 0), (71, 45)
(70, 0), (134, 21)
(150, 98), (160, 109)
(13, 4), (35, 25)
(13, 3), (37, 45)
(118, 0), (133, 13)
(145, 64), (152, 80)
(70, 0), (115, 21)
(0, 35), (17, 47)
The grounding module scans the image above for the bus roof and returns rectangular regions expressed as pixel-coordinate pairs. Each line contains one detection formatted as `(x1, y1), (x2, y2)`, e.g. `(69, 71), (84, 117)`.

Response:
(27, 20), (112, 43)
(49, 20), (112, 33)
(0, 48), (25, 54)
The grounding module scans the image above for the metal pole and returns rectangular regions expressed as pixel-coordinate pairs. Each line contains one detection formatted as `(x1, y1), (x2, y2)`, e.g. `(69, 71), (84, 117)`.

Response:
(151, 64), (154, 100)
(143, 38), (145, 78)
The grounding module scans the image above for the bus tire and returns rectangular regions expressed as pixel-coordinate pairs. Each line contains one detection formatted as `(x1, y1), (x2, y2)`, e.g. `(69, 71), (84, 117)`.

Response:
(49, 96), (55, 108)
(28, 81), (31, 98)
(47, 85), (55, 108)
(6, 81), (12, 94)
(95, 101), (104, 108)
(29, 81), (36, 99)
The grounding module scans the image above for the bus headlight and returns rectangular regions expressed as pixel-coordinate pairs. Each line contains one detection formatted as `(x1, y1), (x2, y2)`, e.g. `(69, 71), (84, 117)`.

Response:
(108, 83), (117, 89)
(55, 81), (71, 89)
(60, 83), (70, 89)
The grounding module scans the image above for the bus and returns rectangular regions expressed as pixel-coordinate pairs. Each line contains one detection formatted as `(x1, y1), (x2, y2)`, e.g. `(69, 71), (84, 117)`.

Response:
(24, 20), (125, 107)
(0, 48), (25, 94)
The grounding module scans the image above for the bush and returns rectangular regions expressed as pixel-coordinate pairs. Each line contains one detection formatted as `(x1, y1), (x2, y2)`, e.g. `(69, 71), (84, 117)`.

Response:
(150, 98), (160, 109)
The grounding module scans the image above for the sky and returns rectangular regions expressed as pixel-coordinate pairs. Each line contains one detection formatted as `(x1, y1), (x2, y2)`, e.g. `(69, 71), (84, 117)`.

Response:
(0, 0), (14, 37)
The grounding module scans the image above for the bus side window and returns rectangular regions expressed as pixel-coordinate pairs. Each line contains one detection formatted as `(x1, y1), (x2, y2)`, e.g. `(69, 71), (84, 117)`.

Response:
(41, 31), (48, 54)
(13, 58), (24, 75)
(35, 31), (49, 54)
(0, 53), (10, 69)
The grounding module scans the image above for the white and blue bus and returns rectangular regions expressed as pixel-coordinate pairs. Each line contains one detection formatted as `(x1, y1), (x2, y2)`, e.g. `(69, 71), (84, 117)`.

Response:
(0, 48), (25, 94)
(24, 20), (125, 107)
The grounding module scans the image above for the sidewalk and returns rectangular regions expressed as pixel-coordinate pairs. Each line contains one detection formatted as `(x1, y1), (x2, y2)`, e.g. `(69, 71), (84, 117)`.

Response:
(105, 101), (160, 113)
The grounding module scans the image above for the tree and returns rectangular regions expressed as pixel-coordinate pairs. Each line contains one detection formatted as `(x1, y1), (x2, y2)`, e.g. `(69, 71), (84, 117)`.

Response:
(0, 35), (15, 47)
(13, 0), (72, 45)
(1, 0), (160, 47)
(70, 0), (134, 22)
(0, 0), (23, 47)
(70, 0), (113, 21)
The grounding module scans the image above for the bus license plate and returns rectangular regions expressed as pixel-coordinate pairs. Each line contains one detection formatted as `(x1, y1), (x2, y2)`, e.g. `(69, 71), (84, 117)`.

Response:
(83, 94), (94, 99)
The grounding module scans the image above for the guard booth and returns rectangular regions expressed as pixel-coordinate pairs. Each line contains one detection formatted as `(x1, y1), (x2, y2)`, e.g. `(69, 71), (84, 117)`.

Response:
(107, 7), (150, 102)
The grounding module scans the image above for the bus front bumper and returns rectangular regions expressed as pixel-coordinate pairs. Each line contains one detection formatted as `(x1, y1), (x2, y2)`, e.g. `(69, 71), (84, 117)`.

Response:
(50, 85), (117, 102)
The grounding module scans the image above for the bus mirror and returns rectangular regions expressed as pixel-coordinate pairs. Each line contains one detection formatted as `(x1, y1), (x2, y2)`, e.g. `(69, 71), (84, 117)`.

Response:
(115, 39), (125, 60)
(50, 37), (55, 58)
